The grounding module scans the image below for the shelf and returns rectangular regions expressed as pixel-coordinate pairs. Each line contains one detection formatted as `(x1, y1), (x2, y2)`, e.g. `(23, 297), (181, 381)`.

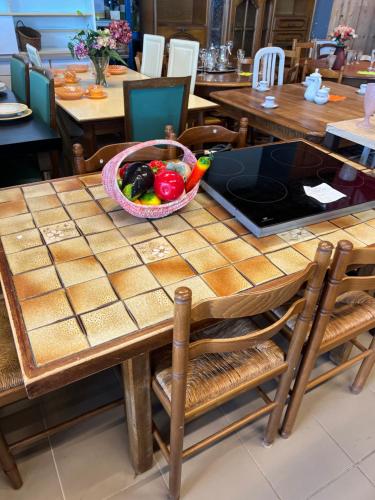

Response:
(0, 12), (92, 17)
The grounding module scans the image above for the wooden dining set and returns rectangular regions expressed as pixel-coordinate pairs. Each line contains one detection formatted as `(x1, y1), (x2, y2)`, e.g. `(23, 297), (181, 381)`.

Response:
(1, 36), (375, 500)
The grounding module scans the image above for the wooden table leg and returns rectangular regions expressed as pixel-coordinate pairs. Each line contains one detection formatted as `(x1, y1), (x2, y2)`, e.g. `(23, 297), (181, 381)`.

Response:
(121, 352), (153, 474)
(323, 132), (340, 151)
(81, 122), (97, 157)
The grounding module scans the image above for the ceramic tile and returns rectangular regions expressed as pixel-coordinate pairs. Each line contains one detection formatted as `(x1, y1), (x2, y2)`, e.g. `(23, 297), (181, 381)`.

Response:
(242, 233), (289, 253)
(223, 219), (248, 236)
(108, 210), (143, 227)
(359, 451), (375, 485)
(235, 255), (284, 284)
(194, 192), (217, 207)
(65, 201), (103, 219)
(98, 197), (122, 212)
(110, 265), (159, 299)
(1, 228), (42, 254)
(292, 238), (321, 260)
(107, 473), (168, 500)
(57, 256), (105, 287)
(267, 247), (310, 274)
(26, 194), (61, 212)
(40, 221), (80, 244)
(29, 318), (88, 365)
(23, 183), (54, 198)
(88, 185), (107, 199)
(120, 222), (159, 244)
(125, 289), (173, 328)
(57, 189), (92, 205)
(166, 229), (209, 253)
(180, 208), (218, 227)
(79, 173), (103, 187)
(197, 222), (237, 244)
(152, 215), (190, 236)
(86, 229), (128, 254)
(0, 187), (23, 203)
(135, 237), (177, 263)
(33, 206), (70, 227)
(165, 276), (216, 304)
(310, 468), (375, 500)
(13, 266), (61, 301)
(345, 223), (375, 245)
(0, 199), (28, 219)
(305, 221), (338, 235)
(366, 218), (375, 229)
(52, 178), (83, 192)
(76, 213), (115, 235)
(7, 246), (51, 274)
(148, 255), (195, 285)
(320, 229), (364, 248)
(67, 277), (117, 314)
(178, 199), (203, 212)
(353, 209), (375, 222)
(96, 246), (141, 273)
(21, 289), (73, 331)
(330, 214), (359, 228)
(278, 228), (315, 244)
(207, 204), (232, 220)
(183, 246), (229, 273)
(0, 213), (34, 236)
(202, 266), (252, 296)
(49, 237), (93, 263)
(215, 238), (260, 262)
(81, 301), (136, 346)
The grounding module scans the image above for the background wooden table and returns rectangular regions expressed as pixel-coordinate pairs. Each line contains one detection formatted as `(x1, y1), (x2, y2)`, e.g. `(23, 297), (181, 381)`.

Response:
(210, 82), (365, 143)
(195, 71), (251, 99)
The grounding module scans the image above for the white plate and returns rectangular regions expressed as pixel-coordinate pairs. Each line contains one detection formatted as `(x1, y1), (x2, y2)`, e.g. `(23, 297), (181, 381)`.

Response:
(256, 86), (270, 92)
(356, 90), (365, 95)
(0, 108), (32, 121)
(261, 103), (278, 109)
(0, 103), (28, 117)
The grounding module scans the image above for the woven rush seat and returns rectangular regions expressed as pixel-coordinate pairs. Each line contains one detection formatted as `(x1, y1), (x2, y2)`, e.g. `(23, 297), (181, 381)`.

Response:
(153, 318), (285, 412)
(0, 298), (22, 392)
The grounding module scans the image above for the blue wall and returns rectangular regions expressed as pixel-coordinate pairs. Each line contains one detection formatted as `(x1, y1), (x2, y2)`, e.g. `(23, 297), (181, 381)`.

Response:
(310, 0), (334, 39)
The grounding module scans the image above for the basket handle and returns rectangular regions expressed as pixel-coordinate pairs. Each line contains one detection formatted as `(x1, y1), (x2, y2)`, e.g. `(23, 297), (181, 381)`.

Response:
(16, 20), (25, 28)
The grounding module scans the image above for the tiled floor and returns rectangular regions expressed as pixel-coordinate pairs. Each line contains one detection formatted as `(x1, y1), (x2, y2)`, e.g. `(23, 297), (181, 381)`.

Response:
(1, 336), (375, 500)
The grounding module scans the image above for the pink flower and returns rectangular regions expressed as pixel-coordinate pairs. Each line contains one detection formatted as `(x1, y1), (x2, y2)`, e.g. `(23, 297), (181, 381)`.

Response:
(74, 41), (89, 59)
(109, 20), (132, 45)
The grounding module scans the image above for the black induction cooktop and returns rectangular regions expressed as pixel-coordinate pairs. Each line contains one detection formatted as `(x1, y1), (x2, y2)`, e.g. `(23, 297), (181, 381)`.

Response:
(201, 141), (375, 237)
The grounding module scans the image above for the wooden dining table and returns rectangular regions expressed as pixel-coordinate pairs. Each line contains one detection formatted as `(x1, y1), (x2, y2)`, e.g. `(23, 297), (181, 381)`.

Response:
(195, 71), (251, 99)
(210, 82), (365, 145)
(55, 67), (219, 156)
(1, 142), (374, 474)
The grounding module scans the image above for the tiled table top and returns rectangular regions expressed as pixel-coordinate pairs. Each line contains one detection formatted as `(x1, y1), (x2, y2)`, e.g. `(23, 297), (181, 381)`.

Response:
(1, 152), (375, 397)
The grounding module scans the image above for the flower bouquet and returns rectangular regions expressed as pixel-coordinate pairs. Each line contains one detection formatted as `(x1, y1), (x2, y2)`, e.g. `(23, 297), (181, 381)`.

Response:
(68, 21), (132, 86)
(329, 24), (357, 69)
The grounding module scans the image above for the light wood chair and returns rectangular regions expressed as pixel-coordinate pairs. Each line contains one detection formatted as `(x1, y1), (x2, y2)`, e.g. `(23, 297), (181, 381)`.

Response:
(301, 60), (344, 83)
(284, 63), (301, 84)
(140, 34), (165, 78)
(252, 46), (285, 88)
(167, 38), (200, 93)
(152, 241), (333, 500)
(134, 51), (142, 72)
(292, 39), (314, 59)
(282, 240), (375, 438)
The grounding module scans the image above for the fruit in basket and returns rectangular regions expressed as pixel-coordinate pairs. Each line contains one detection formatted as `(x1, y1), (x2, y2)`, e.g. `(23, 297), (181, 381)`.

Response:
(154, 170), (185, 202)
(148, 160), (166, 173)
(139, 192), (162, 205)
(165, 161), (191, 182)
(185, 156), (211, 192)
(121, 162), (154, 200)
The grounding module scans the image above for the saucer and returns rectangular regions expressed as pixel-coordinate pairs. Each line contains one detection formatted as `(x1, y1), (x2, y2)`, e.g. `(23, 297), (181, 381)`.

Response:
(356, 90), (365, 95)
(86, 91), (108, 99)
(261, 103), (278, 109)
(256, 86), (270, 92)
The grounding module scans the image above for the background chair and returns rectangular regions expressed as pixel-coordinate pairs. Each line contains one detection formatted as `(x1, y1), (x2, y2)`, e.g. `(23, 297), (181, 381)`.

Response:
(152, 241), (332, 500)
(292, 39), (314, 59)
(316, 42), (337, 59)
(10, 54), (29, 105)
(252, 46), (285, 88)
(302, 60), (344, 83)
(282, 240), (375, 438)
(123, 76), (190, 142)
(140, 34), (165, 78)
(167, 38), (199, 94)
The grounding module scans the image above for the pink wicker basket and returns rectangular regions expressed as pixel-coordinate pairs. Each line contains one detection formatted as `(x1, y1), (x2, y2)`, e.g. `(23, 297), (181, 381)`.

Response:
(102, 139), (199, 219)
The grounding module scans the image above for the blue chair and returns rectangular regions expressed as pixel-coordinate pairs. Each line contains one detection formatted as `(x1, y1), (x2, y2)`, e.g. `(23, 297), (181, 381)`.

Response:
(123, 76), (191, 142)
(10, 55), (29, 105)
(29, 67), (56, 129)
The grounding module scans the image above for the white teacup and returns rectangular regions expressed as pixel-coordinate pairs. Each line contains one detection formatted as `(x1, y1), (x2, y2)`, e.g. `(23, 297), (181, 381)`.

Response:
(263, 96), (276, 108)
(257, 80), (269, 91)
(359, 83), (367, 94)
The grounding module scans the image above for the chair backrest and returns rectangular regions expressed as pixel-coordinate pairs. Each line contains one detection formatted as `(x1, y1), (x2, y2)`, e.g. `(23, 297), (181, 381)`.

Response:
(169, 117), (248, 149)
(301, 60), (343, 83)
(123, 76), (190, 142)
(10, 54), (29, 105)
(316, 42), (337, 59)
(284, 47), (301, 67)
(292, 39), (314, 59)
(135, 51), (142, 72)
(284, 63), (301, 84)
(252, 46), (285, 88)
(359, 55), (371, 62)
(26, 43), (43, 68)
(167, 38), (199, 93)
(29, 67), (56, 128)
(172, 240), (332, 362)
(72, 141), (177, 175)
(141, 34), (165, 78)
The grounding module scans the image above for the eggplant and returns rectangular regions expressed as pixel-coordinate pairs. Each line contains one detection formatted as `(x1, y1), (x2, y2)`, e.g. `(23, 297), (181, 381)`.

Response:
(121, 162), (155, 199)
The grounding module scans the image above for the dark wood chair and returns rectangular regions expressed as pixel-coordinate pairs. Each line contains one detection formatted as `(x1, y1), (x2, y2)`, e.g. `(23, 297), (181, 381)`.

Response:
(302, 59), (344, 83)
(316, 43), (338, 59)
(282, 240), (375, 438)
(285, 63), (301, 84)
(152, 241), (333, 500)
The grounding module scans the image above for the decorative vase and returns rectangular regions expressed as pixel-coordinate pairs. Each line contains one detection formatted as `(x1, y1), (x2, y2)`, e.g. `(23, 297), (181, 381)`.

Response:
(90, 55), (109, 87)
(360, 82), (375, 128)
(332, 46), (346, 70)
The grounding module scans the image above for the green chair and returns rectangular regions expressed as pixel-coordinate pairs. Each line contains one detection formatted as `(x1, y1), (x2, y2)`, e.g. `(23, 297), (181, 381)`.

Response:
(29, 67), (56, 129)
(10, 55), (29, 105)
(123, 76), (191, 142)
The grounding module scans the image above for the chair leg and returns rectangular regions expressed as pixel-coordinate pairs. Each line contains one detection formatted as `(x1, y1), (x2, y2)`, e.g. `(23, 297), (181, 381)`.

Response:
(168, 396), (185, 500)
(0, 428), (22, 489)
(351, 336), (375, 394)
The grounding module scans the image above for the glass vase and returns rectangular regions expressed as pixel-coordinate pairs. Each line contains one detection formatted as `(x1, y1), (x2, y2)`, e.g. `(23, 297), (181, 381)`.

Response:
(90, 55), (109, 87)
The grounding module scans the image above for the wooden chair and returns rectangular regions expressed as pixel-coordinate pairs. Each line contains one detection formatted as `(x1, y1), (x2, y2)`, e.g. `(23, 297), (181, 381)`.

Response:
(316, 43), (337, 59)
(140, 34), (165, 78)
(167, 38), (200, 93)
(0, 295), (122, 489)
(292, 39), (314, 59)
(134, 51), (142, 72)
(284, 63), (301, 84)
(152, 241), (333, 500)
(301, 60), (344, 83)
(10, 54), (29, 105)
(282, 240), (375, 438)
(123, 76), (190, 142)
(252, 46), (285, 88)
